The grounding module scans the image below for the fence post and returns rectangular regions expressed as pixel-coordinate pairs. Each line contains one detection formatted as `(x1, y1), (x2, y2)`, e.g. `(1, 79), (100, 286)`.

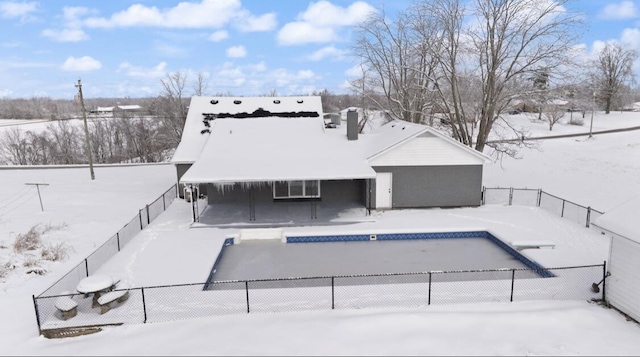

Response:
(561, 200), (566, 218)
(331, 276), (335, 310)
(141, 287), (147, 323)
(32, 295), (42, 335)
(84, 259), (89, 277)
(245, 281), (250, 313)
(510, 269), (515, 302)
(428, 272), (432, 305)
(139, 209), (143, 230)
(537, 189), (542, 207)
(481, 186), (485, 205)
(586, 207), (592, 228)
(116, 232), (120, 252)
(509, 187), (513, 206)
(146, 204), (150, 224)
(163, 194), (166, 211)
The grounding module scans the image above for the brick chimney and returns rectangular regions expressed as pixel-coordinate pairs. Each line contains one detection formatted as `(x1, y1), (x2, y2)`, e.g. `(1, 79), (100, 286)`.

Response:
(347, 109), (358, 140)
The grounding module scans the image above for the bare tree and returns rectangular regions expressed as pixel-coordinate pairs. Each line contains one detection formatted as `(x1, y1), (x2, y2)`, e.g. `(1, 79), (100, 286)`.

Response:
(192, 72), (210, 96)
(351, 9), (436, 123)
(150, 71), (189, 147)
(471, 0), (581, 152)
(351, 0), (581, 156)
(592, 42), (637, 114)
(542, 103), (566, 131)
(0, 128), (29, 164)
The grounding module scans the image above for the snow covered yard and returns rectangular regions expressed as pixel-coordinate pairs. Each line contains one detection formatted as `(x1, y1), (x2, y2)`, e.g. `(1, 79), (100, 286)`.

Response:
(1, 111), (640, 355)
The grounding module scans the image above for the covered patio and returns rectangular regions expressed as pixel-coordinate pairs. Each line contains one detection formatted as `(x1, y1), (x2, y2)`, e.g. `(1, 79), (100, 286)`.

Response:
(196, 199), (373, 228)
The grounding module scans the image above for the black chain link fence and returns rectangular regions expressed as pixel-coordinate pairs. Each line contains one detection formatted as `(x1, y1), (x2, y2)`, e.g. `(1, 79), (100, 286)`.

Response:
(34, 263), (606, 333)
(482, 187), (604, 228)
(33, 185), (606, 334)
(36, 184), (177, 298)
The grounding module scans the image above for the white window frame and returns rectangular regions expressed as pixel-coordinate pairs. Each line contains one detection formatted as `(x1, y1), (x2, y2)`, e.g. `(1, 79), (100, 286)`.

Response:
(273, 180), (321, 199)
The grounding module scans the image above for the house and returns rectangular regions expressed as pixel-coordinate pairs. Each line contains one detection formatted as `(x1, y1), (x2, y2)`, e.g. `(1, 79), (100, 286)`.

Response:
(592, 194), (640, 322)
(171, 96), (491, 222)
(89, 105), (143, 118)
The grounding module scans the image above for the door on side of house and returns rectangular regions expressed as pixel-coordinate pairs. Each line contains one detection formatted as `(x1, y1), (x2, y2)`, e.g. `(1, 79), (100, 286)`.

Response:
(375, 172), (392, 209)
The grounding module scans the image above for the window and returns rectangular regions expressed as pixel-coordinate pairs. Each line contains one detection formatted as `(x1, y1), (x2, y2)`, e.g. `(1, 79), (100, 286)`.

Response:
(273, 180), (320, 199)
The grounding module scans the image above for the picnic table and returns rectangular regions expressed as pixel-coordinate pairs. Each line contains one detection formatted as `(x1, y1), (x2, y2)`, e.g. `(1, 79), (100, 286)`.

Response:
(76, 274), (116, 308)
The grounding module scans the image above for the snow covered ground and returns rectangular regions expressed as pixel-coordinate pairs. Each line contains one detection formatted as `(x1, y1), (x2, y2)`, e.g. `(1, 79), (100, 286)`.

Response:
(1, 111), (640, 355)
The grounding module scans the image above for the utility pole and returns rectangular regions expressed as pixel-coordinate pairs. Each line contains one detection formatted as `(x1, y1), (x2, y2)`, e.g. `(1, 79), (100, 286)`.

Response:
(75, 78), (95, 180)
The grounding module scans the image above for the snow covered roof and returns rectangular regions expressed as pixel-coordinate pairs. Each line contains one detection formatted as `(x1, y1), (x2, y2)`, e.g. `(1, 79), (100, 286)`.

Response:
(180, 117), (375, 184)
(362, 120), (491, 162)
(116, 105), (141, 110)
(171, 96), (323, 164)
(592, 194), (640, 243)
(176, 97), (489, 184)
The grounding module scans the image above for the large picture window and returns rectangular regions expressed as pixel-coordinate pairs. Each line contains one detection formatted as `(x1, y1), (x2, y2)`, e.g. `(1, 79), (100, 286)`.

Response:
(273, 180), (321, 199)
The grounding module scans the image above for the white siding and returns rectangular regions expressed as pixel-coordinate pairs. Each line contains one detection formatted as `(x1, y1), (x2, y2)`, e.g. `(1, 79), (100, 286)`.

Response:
(369, 133), (485, 166)
(608, 235), (640, 322)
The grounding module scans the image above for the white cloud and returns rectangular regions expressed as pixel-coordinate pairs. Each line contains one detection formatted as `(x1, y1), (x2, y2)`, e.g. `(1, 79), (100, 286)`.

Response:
(307, 46), (347, 61)
(0, 89), (13, 97)
(208, 30), (229, 42)
(117, 61), (168, 78)
(236, 12), (277, 32)
(154, 42), (188, 58)
(83, 0), (274, 31)
(61, 56), (102, 71)
(621, 28), (640, 49)
(278, 22), (338, 45)
(215, 62), (320, 95)
(299, 0), (376, 26)
(345, 63), (366, 77)
(42, 28), (89, 42)
(0, 1), (37, 19)
(599, 1), (638, 20)
(278, 1), (376, 46)
(226, 45), (247, 58)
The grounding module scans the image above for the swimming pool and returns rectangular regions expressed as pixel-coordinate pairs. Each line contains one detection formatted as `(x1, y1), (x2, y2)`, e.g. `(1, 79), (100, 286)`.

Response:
(205, 230), (552, 289)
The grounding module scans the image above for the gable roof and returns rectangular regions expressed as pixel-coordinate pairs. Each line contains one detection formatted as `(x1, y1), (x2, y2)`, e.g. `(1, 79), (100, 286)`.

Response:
(364, 120), (491, 163)
(592, 194), (640, 243)
(175, 97), (490, 184)
(179, 117), (376, 184)
(171, 96), (323, 164)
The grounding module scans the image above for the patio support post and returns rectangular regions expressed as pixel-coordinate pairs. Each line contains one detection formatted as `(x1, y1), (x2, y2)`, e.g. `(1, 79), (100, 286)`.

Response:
(510, 269), (516, 302)
(245, 281), (250, 313)
(331, 277), (335, 309)
(602, 261), (607, 302)
(428, 272), (432, 305)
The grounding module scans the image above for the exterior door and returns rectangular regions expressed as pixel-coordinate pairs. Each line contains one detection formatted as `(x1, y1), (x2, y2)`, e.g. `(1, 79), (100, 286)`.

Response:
(375, 172), (392, 209)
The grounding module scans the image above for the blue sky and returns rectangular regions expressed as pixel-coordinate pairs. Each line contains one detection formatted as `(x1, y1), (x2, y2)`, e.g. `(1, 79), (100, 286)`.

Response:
(0, 0), (639, 99)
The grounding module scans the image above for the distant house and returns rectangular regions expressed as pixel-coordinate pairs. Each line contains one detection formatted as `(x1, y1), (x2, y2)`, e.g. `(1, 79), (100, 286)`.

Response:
(89, 105), (142, 117)
(592, 194), (640, 323)
(171, 96), (490, 222)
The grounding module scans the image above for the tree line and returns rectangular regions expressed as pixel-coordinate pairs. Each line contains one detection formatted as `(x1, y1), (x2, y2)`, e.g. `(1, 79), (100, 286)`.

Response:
(1, 0), (638, 163)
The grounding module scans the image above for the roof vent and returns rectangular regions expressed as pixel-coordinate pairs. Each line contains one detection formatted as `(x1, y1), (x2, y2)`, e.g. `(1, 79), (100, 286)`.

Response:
(297, 99), (304, 104)
(273, 100), (281, 104)
(210, 99), (219, 105)
(233, 100), (242, 104)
